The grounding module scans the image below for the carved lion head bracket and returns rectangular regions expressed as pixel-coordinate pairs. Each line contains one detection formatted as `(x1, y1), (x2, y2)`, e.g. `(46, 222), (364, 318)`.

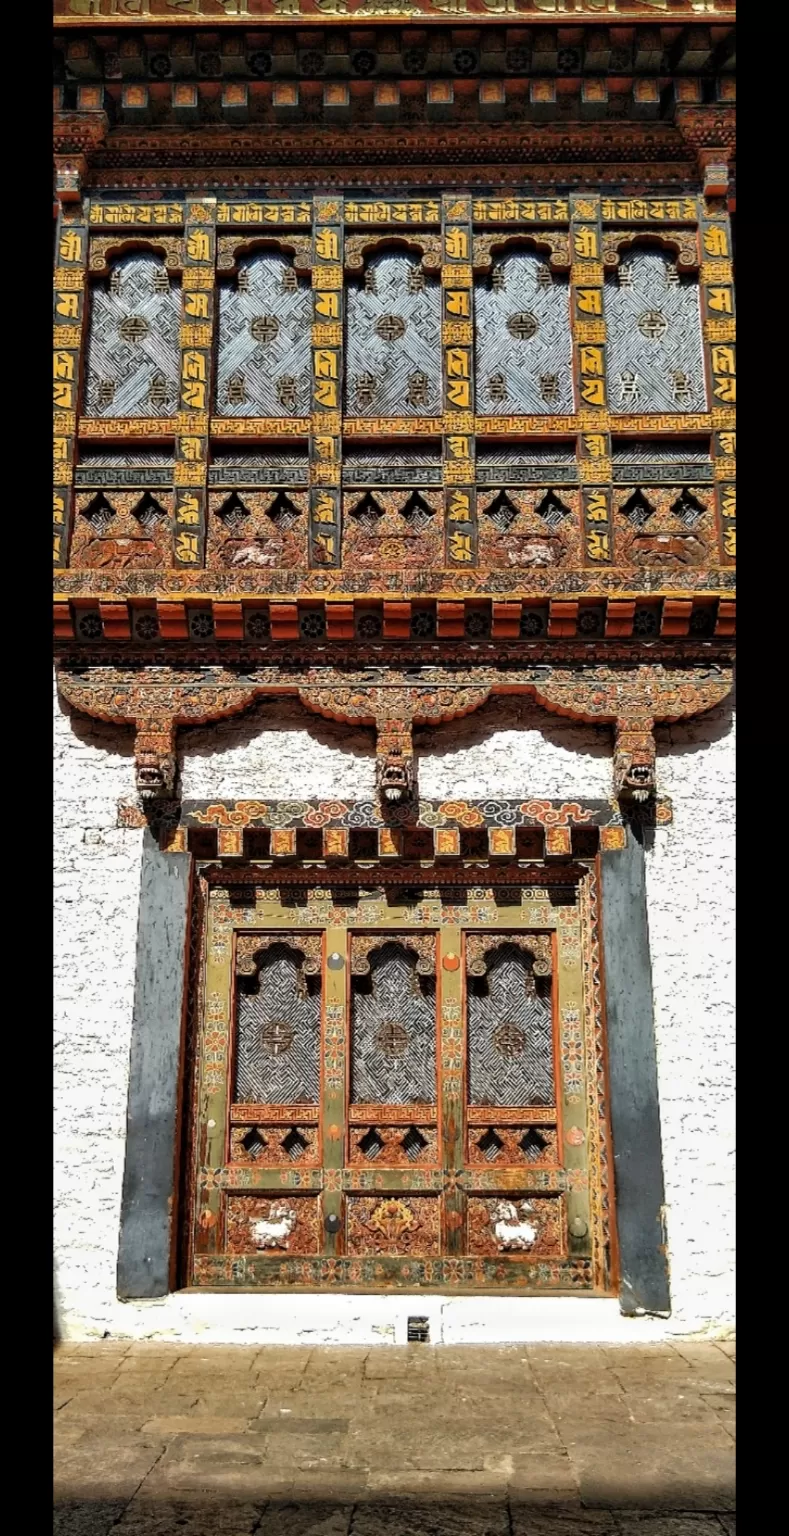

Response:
(298, 681), (492, 818)
(377, 747), (416, 809)
(134, 721), (178, 803)
(613, 719), (656, 805)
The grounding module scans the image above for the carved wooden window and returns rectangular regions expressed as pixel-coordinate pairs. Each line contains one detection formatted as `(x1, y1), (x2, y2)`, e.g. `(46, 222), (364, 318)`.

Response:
(185, 874), (614, 1293)
(216, 253), (311, 418)
(345, 252), (441, 418)
(475, 252), (573, 417)
(604, 248), (706, 414)
(84, 254), (181, 418)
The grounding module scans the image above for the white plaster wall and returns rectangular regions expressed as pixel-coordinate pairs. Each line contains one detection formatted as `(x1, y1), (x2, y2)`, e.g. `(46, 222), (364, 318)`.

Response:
(53, 679), (734, 1342)
(644, 698), (736, 1337)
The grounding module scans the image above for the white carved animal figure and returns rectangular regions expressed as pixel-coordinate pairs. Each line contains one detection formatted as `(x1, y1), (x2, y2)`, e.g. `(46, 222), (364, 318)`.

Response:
(504, 540), (556, 567)
(229, 543), (279, 567)
(492, 1199), (538, 1251)
(249, 1204), (297, 1250)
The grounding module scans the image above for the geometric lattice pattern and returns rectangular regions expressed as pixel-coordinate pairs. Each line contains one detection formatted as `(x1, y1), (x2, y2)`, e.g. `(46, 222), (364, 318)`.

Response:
(351, 942), (436, 1104)
(345, 254), (441, 418)
(467, 943), (555, 1107)
(216, 254), (311, 418)
(604, 250), (707, 414)
(475, 253), (574, 416)
(84, 255), (181, 418)
(235, 945), (321, 1104)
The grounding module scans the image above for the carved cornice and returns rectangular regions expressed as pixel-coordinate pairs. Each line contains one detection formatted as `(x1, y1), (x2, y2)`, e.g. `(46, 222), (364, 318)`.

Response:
(86, 161), (699, 194)
(87, 124), (694, 176)
(54, 2), (736, 24)
(675, 107), (736, 154)
(53, 111), (109, 201)
(675, 106), (736, 186)
(54, 110), (109, 157)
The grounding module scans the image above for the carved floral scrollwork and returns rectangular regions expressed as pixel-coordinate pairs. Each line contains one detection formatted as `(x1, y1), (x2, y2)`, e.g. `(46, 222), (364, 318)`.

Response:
(350, 933), (436, 979)
(216, 234), (312, 273)
(88, 236), (183, 275)
(235, 932), (323, 979)
(601, 228), (699, 272)
(473, 231), (571, 272)
(344, 233), (442, 273)
(465, 933), (553, 980)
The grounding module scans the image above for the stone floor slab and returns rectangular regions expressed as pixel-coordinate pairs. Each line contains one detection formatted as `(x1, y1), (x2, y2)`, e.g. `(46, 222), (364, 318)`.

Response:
(113, 1496), (264, 1534)
(51, 1343), (736, 1531)
(189, 1392), (270, 1418)
(351, 1495), (510, 1533)
(53, 1501), (129, 1536)
(617, 1394), (724, 1425)
(509, 1514), (617, 1536)
(141, 1434), (273, 1496)
(140, 1416), (254, 1436)
(612, 1519), (730, 1534)
(255, 1504), (354, 1536)
(55, 1437), (166, 1500)
(262, 1415), (350, 1435)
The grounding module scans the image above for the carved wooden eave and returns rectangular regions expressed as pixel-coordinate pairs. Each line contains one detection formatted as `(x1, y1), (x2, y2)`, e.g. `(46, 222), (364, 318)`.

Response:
(56, 658), (733, 812)
(53, 6), (735, 191)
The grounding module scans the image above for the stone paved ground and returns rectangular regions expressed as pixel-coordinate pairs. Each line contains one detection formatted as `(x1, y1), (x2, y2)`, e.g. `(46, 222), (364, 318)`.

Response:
(54, 1342), (735, 1536)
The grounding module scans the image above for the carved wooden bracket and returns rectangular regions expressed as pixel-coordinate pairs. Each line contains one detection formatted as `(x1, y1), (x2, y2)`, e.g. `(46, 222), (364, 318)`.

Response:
(298, 683), (491, 813)
(601, 228), (699, 273)
(53, 111), (109, 203)
(54, 154), (89, 206)
(56, 671), (262, 802)
(344, 233), (442, 274)
(524, 663), (732, 807)
(56, 663), (732, 814)
(675, 107), (735, 192)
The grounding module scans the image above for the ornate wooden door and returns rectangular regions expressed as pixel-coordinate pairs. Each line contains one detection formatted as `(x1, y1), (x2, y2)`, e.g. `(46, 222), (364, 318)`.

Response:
(184, 871), (615, 1293)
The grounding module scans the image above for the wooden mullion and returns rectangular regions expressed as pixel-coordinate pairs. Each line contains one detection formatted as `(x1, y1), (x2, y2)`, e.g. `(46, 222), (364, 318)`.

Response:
(309, 196), (343, 568)
(699, 202), (736, 564)
(439, 925), (464, 1255)
(555, 909), (592, 1267)
(571, 194), (613, 568)
(174, 199), (216, 568)
(53, 203), (89, 568)
(193, 892), (234, 1266)
(442, 194), (477, 568)
(322, 925), (346, 1257)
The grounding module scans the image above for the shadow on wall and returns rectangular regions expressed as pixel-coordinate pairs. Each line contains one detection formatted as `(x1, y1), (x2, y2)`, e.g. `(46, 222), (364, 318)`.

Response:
(55, 679), (735, 801)
(55, 689), (136, 765)
(654, 681), (736, 764)
(414, 694), (612, 765)
(179, 695), (374, 769)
